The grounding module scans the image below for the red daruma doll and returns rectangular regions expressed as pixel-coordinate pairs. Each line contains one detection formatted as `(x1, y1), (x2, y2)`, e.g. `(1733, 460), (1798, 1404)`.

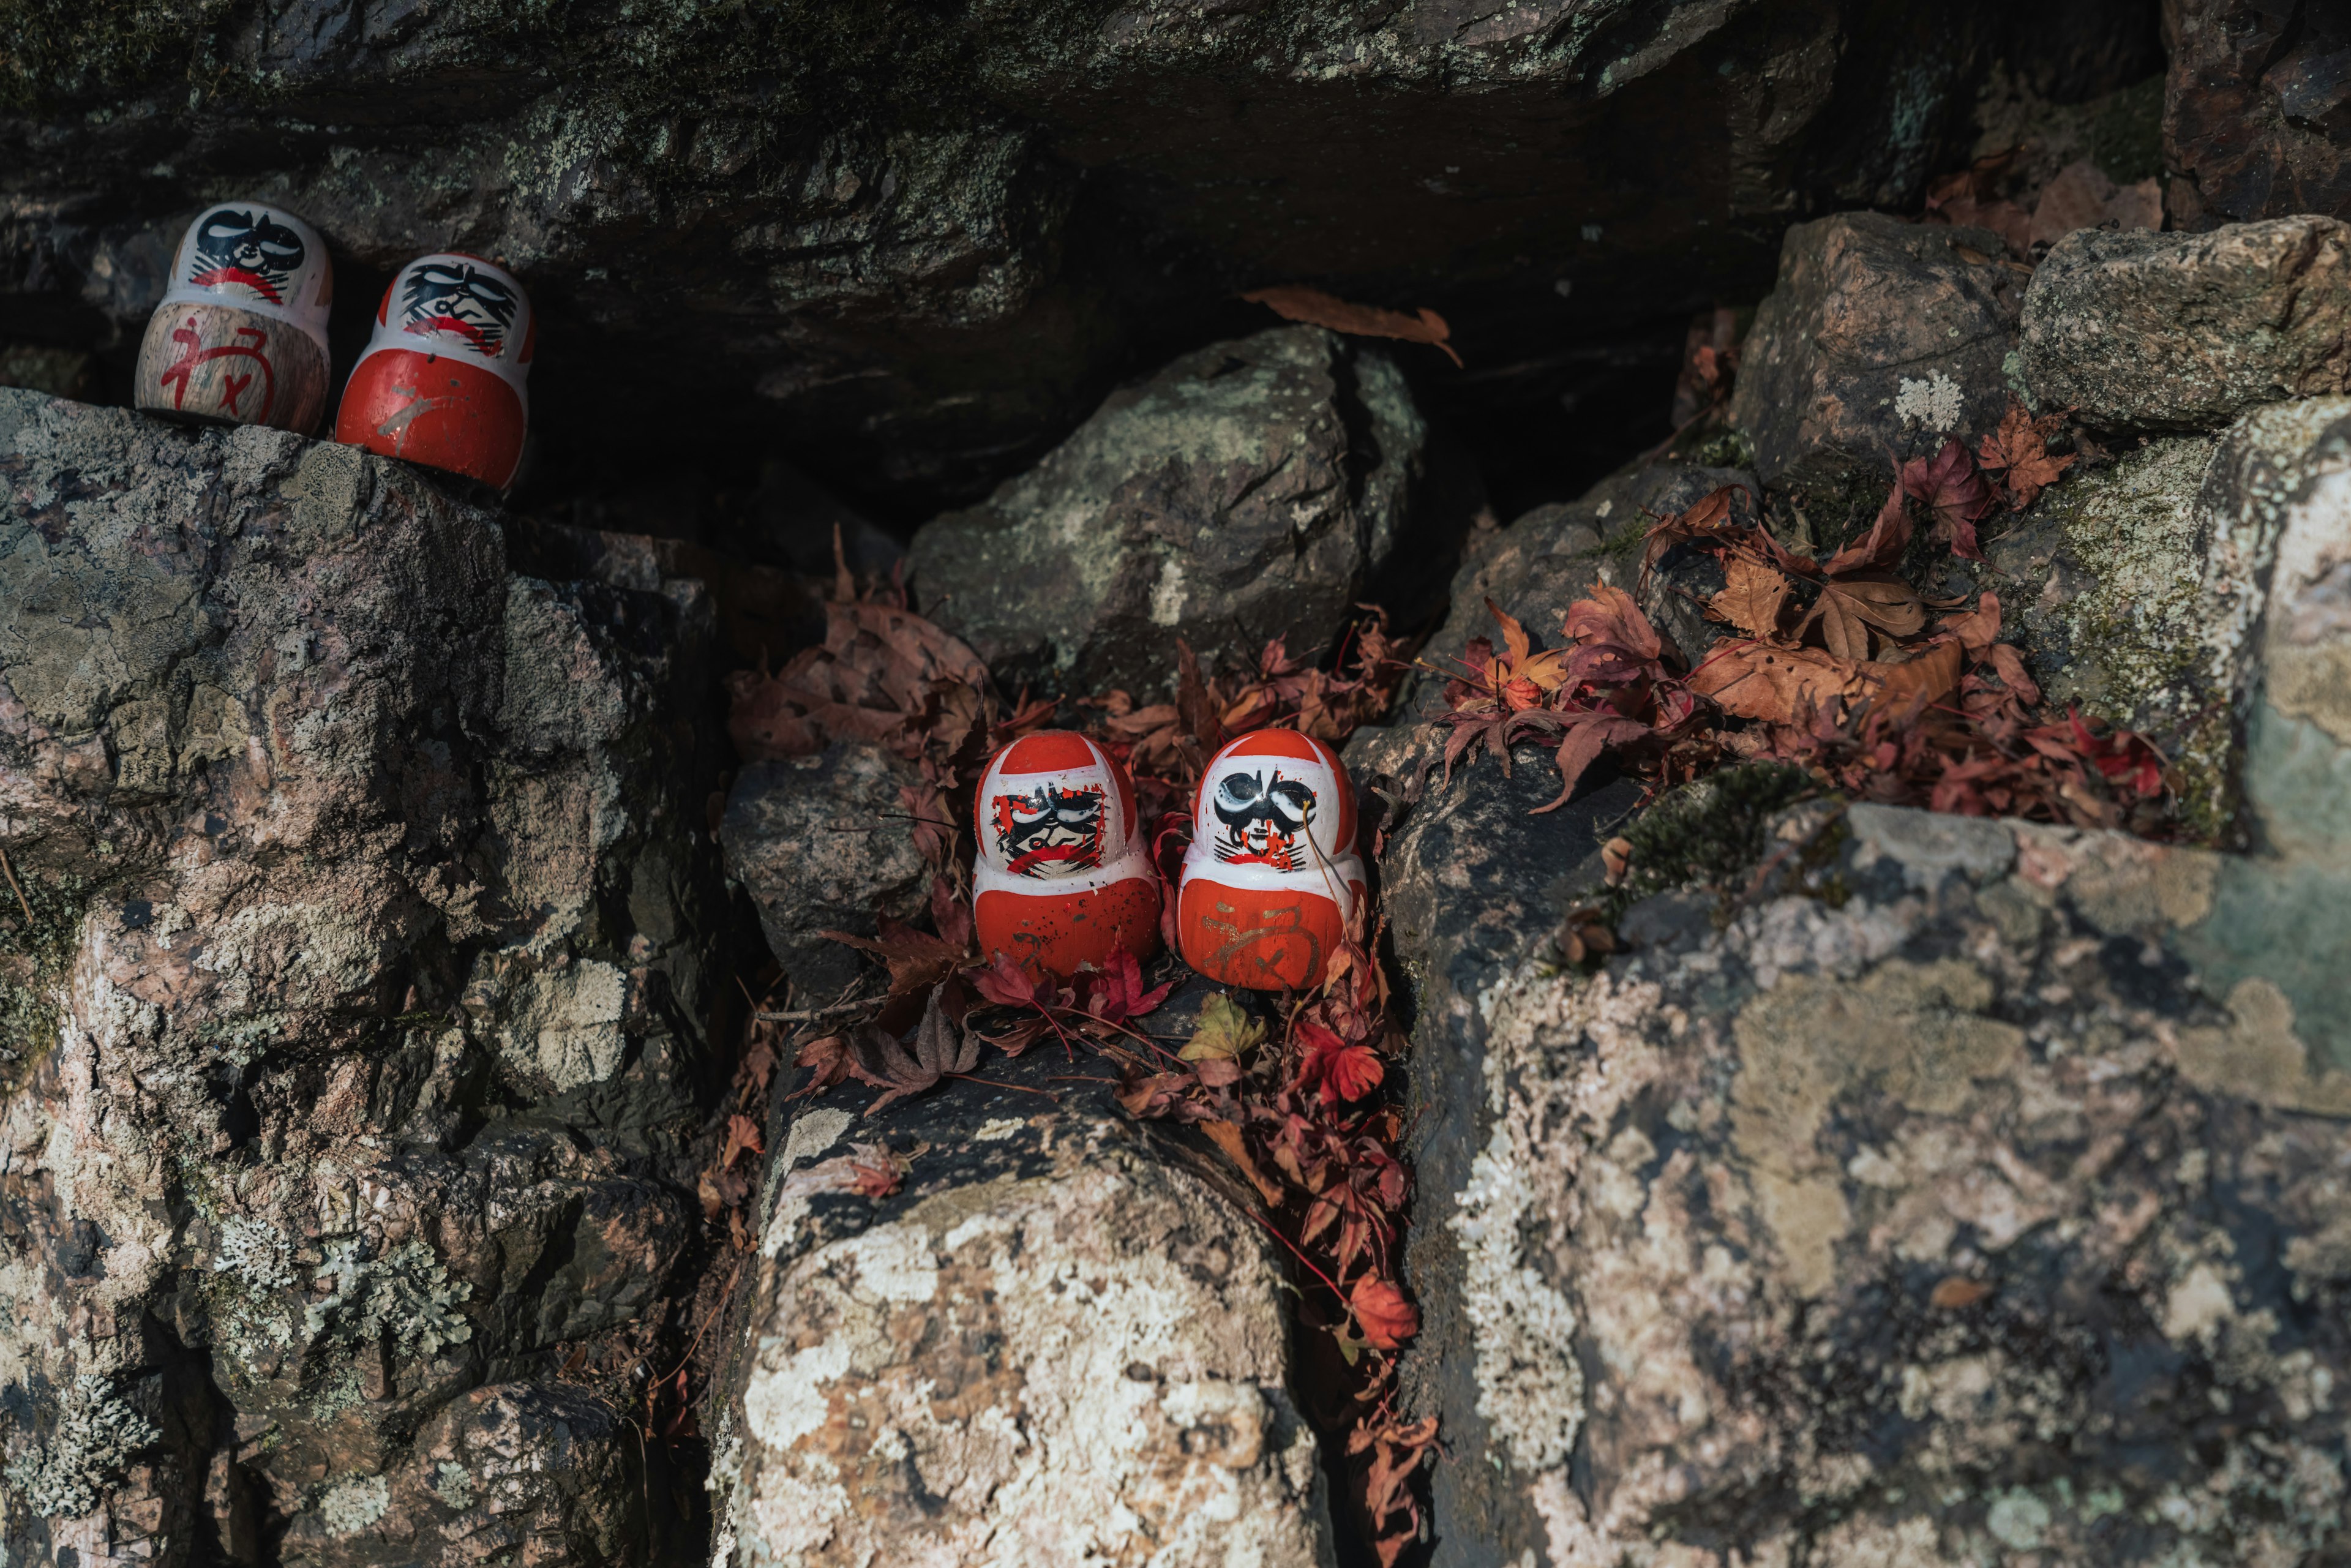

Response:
(1177, 731), (1367, 991)
(135, 201), (334, 433)
(972, 732), (1161, 978)
(335, 253), (533, 489)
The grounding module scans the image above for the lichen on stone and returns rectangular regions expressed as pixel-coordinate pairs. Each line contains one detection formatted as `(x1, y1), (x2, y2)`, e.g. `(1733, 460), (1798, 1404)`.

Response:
(2, 1373), (159, 1520)
(317, 1472), (391, 1539)
(304, 1236), (473, 1360)
(211, 1214), (297, 1292)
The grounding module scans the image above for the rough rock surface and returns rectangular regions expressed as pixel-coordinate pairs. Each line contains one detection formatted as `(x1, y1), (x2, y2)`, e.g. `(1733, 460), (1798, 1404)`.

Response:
(2164, 0), (2351, 230)
(1430, 801), (2349, 1566)
(2019, 217), (2351, 429)
(1379, 372), (2351, 1566)
(0, 389), (724, 1565)
(911, 326), (1462, 694)
(0, 1), (2150, 504)
(703, 1013), (1332, 1568)
(1728, 212), (2027, 486)
(720, 742), (929, 1001)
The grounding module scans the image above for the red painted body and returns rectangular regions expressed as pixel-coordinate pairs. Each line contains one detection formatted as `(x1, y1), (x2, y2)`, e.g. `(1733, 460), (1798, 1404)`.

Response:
(336, 348), (526, 489)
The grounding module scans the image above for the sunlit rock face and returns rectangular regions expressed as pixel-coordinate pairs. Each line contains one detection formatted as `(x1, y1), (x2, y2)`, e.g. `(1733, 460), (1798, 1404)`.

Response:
(0, 388), (725, 1566)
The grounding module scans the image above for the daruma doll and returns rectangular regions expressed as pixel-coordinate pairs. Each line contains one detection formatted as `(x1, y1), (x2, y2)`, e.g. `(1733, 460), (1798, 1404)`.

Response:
(335, 253), (534, 489)
(1177, 730), (1366, 991)
(135, 201), (334, 433)
(972, 732), (1161, 978)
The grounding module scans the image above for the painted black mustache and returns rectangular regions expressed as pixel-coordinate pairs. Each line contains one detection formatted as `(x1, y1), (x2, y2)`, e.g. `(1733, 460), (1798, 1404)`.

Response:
(401, 261), (519, 336)
(1212, 770), (1315, 839)
(1002, 789), (1103, 855)
(195, 210), (306, 279)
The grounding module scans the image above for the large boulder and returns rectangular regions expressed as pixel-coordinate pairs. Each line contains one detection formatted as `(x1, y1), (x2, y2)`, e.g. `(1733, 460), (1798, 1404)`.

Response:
(1432, 801), (2350, 1566)
(911, 326), (1462, 694)
(720, 742), (930, 1000)
(2019, 217), (2351, 429)
(1728, 212), (2027, 486)
(1381, 359), (2351, 1566)
(703, 1024), (1333, 1568)
(0, 389), (724, 1565)
(0, 1), (2153, 508)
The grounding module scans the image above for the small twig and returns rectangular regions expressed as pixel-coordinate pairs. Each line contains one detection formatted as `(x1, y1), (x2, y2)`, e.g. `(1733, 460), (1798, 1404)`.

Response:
(662, 1254), (746, 1386)
(756, 999), (873, 1024)
(0, 846), (30, 930)
(947, 1073), (1060, 1099)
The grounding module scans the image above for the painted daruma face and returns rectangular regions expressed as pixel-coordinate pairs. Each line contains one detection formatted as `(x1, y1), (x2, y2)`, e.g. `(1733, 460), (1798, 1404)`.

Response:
(333, 253), (534, 489)
(1177, 730), (1365, 991)
(972, 732), (1160, 977)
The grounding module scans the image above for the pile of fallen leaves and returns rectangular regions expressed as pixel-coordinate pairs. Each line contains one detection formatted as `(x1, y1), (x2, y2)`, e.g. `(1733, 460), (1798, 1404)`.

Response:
(1439, 401), (2173, 838)
(719, 543), (1433, 1561)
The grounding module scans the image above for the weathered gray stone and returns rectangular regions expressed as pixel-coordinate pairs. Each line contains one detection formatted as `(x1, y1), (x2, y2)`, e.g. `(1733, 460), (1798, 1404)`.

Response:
(1729, 212), (2028, 486)
(1420, 801), (2349, 1566)
(721, 741), (929, 1000)
(2019, 217), (2351, 429)
(911, 326), (1462, 695)
(704, 1036), (1333, 1568)
(0, 389), (723, 1565)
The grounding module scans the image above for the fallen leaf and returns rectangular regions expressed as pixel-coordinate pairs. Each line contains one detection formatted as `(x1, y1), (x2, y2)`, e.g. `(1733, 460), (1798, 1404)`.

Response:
(726, 600), (991, 762)
(1821, 484), (1914, 576)
(1900, 438), (1995, 560)
(1180, 994), (1267, 1062)
(1200, 1119), (1285, 1205)
(790, 1032), (853, 1097)
(1242, 286), (1463, 367)
(720, 1112), (764, 1170)
(1564, 581), (1667, 662)
(1976, 401), (2075, 511)
(1688, 640), (1864, 722)
(1939, 591), (2004, 655)
(850, 986), (979, 1117)
(1859, 639), (1964, 717)
(1709, 554), (1793, 638)
(1802, 574), (1927, 661)
(823, 918), (967, 1001)
(1349, 1274), (1420, 1349)
(1297, 1016), (1385, 1105)
(1079, 947), (1174, 1029)
(1930, 1276), (1994, 1309)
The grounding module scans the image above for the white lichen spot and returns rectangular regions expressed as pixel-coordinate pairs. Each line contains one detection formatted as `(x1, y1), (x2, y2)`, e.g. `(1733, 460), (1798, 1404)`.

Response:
(2164, 1261), (2236, 1343)
(972, 1117), (1025, 1141)
(3, 1374), (159, 1520)
(1894, 370), (1964, 432)
(318, 1474), (389, 1539)
(430, 1460), (473, 1510)
(1986, 1488), (2052, 1550)
(212, 1215), (297, 1291)
(1149, 557), (1188, 627)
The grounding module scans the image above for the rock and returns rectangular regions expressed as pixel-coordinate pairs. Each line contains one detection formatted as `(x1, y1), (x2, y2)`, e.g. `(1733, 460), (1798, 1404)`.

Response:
(910, 326), (1464, 695)
(0, 2), (2147, 508)
(1729, 212), (2028, 486)
(720, 742), (929, 999)
(1422, 800), (2351, 1566)
(703, 1011), (1333, 1568)
(2018, 217), (2351, 428)
(0, 389), (723, 1564)
(1382, 374), (2351, 1564)
(2163, 0), (2351, 230)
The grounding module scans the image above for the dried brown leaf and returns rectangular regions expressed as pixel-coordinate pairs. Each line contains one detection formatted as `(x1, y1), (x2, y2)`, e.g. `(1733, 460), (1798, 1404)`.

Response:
(1243, 287), (1462, 367)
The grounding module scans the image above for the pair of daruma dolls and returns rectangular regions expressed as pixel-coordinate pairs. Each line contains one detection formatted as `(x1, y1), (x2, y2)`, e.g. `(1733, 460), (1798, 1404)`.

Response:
(132, 201), (533, 489)
(973, 729), (1367, 990)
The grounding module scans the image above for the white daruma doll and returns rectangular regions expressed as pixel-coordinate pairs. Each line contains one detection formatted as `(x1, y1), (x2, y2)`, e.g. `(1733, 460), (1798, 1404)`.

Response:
(335, 253), (533, 489)
(135, 202), (333, 433)
(1177, 730), (1367, 991)
(972, 732), (1161, 978)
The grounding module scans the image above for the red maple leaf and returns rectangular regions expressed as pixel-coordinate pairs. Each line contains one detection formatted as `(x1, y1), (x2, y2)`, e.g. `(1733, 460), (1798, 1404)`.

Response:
(1297, 1017), (1384, 1105)
(1079, 948), (1173, 1028)
(1899, 438), (1995, 560)
(1349, 1274), (1419, 1349)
